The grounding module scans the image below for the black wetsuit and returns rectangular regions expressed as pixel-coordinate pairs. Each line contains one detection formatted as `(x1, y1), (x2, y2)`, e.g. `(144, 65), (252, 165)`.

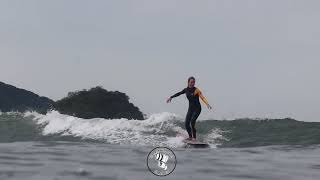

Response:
(171, 87), (204, 138)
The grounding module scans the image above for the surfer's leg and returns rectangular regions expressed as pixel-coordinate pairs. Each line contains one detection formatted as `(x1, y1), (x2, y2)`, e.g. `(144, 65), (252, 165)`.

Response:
(191, 108), (201, 139)
(185, 108), (193, 138)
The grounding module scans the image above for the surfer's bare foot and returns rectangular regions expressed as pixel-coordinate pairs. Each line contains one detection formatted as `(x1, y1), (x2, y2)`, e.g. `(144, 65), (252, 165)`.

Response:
(191, 138), (196, 141)
(185, 137), (192, 140)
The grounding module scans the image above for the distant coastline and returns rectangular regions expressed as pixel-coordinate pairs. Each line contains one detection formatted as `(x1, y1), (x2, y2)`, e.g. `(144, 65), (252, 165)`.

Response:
(0, 82), (144, 120)
(0, 81), (53, 114)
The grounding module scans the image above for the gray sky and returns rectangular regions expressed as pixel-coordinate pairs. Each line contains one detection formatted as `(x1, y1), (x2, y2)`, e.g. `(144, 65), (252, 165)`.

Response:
(1, 0), (319, 121)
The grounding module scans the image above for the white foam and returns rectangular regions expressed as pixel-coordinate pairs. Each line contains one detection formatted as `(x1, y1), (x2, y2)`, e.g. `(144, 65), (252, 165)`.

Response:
(204, 128), (227, 148)
(23, 111), (43, 118)
(3, 111), (20, 115)
(24, 111), (220, 148)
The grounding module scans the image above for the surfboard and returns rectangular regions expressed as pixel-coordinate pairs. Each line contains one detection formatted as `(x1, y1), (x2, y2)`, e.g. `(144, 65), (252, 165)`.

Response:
(176, 133), (210, 148)
(182, 139), (210, 148)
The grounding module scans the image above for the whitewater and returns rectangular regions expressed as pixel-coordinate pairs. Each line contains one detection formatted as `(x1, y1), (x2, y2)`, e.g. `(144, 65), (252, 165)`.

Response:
(23, 111), (222, 148)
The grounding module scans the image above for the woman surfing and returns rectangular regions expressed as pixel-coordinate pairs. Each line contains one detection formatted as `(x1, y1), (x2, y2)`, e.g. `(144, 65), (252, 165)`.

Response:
(167, 77), (212, 141)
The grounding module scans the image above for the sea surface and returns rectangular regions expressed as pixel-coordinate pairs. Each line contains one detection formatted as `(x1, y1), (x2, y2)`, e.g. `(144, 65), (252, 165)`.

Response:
(1, 111), (320, 180)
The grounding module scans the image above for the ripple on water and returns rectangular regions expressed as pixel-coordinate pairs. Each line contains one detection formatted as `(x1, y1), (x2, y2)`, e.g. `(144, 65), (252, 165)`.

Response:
(222, 173), (264, 179)
(310, 164), (320, 169)
(48, 157), (80, 163)
(58, 169), (120, 180)
(80, 161), (135, 167)
(2, 150), (70, 156)
(0, 161), (44, 167)
(59, 168), (92, 177)
(0, 155), (38, 161)
(130, 148), (148, 155)
(0, 170), (37, 178)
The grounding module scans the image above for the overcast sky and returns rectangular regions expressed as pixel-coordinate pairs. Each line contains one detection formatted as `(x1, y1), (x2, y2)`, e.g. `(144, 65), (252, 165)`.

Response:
(0, 0), (319, 121)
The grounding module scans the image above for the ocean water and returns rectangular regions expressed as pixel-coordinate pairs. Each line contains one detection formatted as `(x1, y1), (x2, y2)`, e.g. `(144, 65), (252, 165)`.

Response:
(1, 111), (320, 180)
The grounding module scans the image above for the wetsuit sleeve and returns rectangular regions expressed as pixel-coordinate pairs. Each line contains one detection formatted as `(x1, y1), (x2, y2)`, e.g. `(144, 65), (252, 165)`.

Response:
(195, 88), (210, 106)
(170, 88), (186, 98)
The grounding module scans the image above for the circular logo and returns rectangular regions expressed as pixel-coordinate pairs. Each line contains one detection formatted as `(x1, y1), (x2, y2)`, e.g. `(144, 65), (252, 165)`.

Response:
(147, 147), (177, 176)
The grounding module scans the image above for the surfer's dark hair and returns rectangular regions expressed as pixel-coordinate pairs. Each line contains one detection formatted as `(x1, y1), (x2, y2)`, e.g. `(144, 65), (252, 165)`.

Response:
(188, 76), (195, 83)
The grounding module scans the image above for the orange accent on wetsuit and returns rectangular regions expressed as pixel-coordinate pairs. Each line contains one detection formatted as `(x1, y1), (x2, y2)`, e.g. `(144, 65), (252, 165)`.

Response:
(194, 88), (210, 106)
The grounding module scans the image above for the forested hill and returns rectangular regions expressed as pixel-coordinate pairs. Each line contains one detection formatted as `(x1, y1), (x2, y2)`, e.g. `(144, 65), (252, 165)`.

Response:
(54, 86), (144, 120)
(0, 81), (53, 113)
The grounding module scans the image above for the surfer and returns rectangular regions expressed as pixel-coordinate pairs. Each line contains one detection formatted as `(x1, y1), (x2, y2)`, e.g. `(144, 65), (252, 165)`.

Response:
(167, 77), (212, 141)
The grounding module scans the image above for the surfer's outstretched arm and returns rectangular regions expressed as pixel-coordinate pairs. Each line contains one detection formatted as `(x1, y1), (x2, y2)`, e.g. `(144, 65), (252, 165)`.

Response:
(195, 88), (212, 109)
(167, 88), (186, 103)
(171, 88), (186, 98)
